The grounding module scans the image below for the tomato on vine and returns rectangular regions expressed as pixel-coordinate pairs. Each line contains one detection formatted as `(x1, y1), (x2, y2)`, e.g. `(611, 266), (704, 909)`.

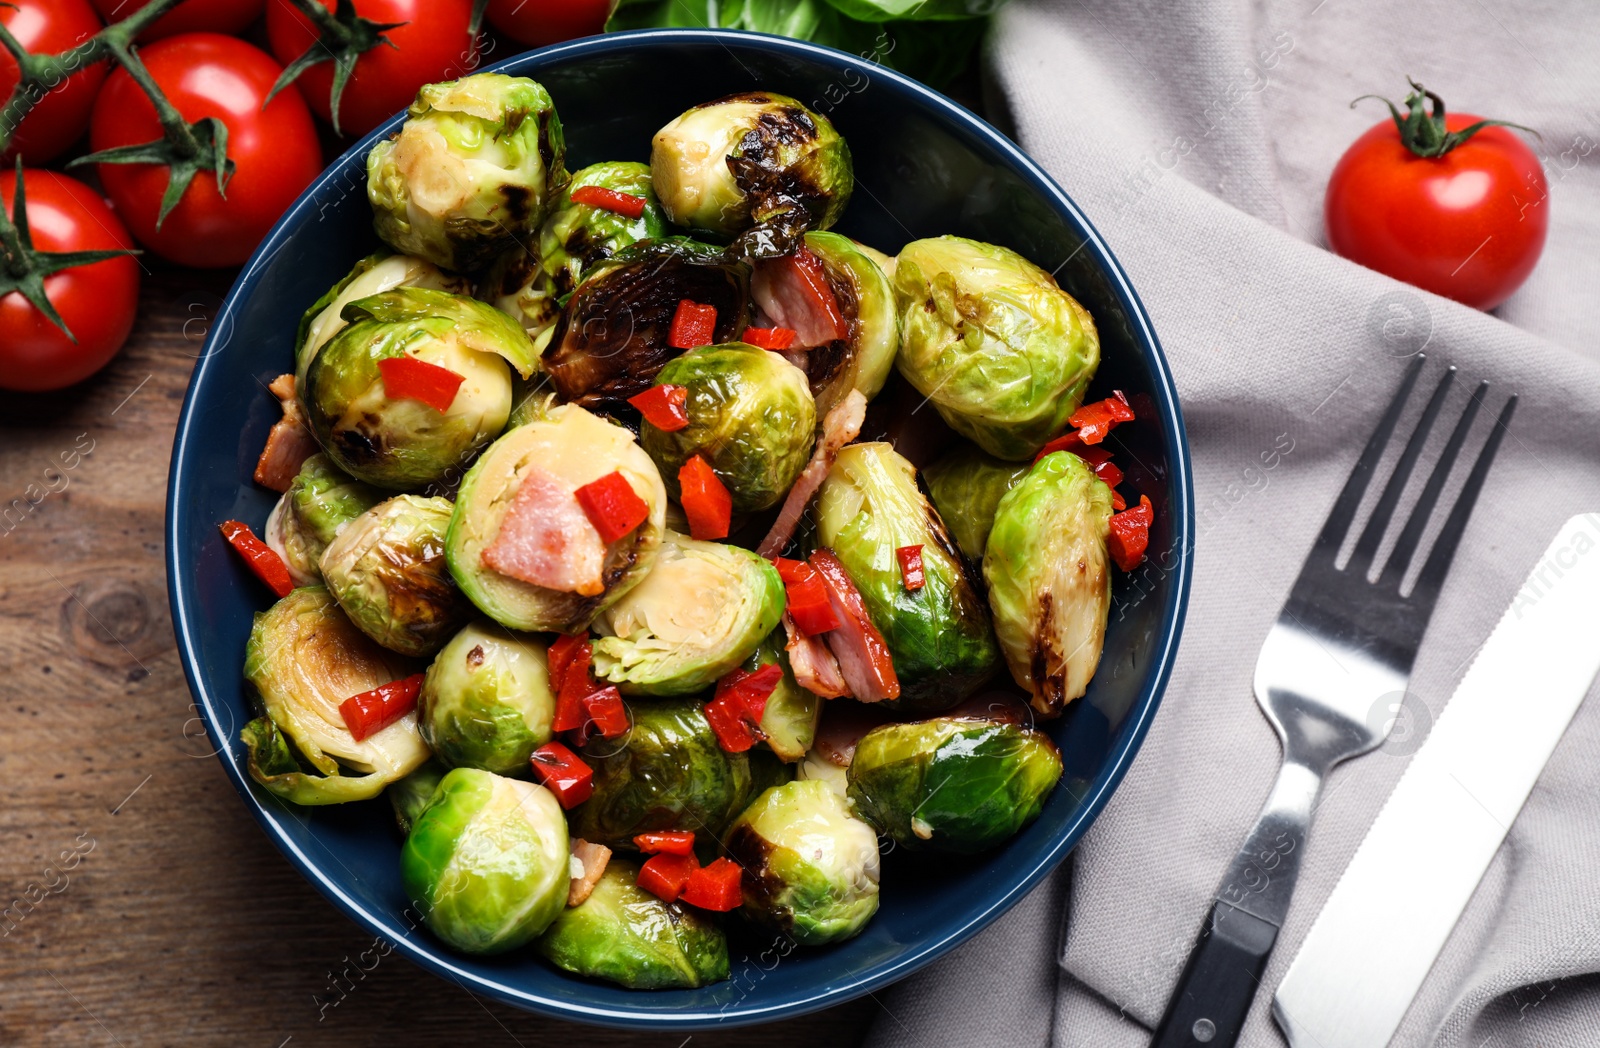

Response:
(0, 0), (109, 165)
(87, 0), (264, 42)
(482, 0), (614, 48)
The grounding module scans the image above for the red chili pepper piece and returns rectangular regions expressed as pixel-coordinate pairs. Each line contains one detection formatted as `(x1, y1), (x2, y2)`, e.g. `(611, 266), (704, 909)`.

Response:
(741, 326), (797, 350)
(377, 355), (465, 413)
(1068, 395), (1137, 445)
(338, 673), (426, 742)
(529, 741), (594, 808)
(667, 299), (718, 350)
(771, 556), (811, 584)
(1107, 495), (1155, 572)
(681, 857), (744, 912)
(637, 851), (699, 903)
(219, 520), (294, 598)
(704, 692), (757, 753)
(896, 545), (926, 592)
(678, 455), (732, 541)
(634, 830), (696, 856)
(785, 570), (842, 636)
(574, 471), (650, 545)
(715, 663), (784, 723)
(551, 638), (594, 734)
(569, 184), (648, 219)
(581, 686), (630, 739)
(627, 384), (690, 432)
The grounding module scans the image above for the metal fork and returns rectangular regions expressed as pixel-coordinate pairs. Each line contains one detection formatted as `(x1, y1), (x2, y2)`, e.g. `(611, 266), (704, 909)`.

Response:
(1151, 355), (1516, 1048)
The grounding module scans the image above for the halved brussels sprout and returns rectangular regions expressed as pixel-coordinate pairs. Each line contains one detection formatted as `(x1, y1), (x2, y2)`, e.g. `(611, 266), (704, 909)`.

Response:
(591, 531), (785, 696)
(846, 715), (1062, 852)
(984, 451), (1113, 716)
(447, 404), (667, 634)
(540, 161), (670, 297)
(893, 236), (1100, 460)
(815, 442), (999, 712)
(301, 287), (536, 490)
(746, 633), (822, 763)
(923, 445), (1031, 561)
(367, 73), (566, 273)
(265, 454), (384, 586)
(479, 249), (562, 344)
(241, 587), (427, 804)
(535, 859), (730, 989)
(640, 344), (815, 513)
(400, 767), (570, 954)
(418, 621), (554, 775)
(540, 238), (752, 409)
(851, 238), (897, 282)
(389, 758), (449, 834)
(728, 779), (880, 945)
(319, 495), (470, 657)
(797, 749), (849, 799)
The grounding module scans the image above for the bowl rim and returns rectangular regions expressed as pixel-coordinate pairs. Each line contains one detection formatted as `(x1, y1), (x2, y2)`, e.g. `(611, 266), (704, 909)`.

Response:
(166, 26), (1193, 1031)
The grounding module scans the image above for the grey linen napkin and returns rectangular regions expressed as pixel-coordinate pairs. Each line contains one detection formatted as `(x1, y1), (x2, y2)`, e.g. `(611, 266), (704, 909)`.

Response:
(866, 1), (1600, 1045)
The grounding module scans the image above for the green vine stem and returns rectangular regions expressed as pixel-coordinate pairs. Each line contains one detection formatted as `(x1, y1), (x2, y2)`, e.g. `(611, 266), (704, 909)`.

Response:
(1353, 77), (1540, 158)
(266, 0), (405, 135)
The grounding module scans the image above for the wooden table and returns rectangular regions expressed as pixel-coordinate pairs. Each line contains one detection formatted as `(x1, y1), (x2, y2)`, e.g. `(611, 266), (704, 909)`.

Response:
(0, 262), (877, 1046)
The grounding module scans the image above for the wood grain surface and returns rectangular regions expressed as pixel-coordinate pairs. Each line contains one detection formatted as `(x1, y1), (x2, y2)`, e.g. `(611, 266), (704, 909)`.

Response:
(0, 262), (879, 1047)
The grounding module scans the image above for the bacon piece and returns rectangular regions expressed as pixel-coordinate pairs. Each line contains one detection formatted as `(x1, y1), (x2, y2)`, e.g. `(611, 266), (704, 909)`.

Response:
(783, 612), (849, 699)
(567, 839), (612, 907)
(482, 466), (607, 596)
(811, 701), (892, 767)
(752, 249), (847, 347)
(808, 549), (900, 703)
(756, 388), (867, 559)
(253, 374), (319, 492)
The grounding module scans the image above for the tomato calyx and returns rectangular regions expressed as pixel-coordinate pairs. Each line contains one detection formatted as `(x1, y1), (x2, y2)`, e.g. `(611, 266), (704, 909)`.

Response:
(1353, 77), (1538, 159)
(266, 0), (408, 135)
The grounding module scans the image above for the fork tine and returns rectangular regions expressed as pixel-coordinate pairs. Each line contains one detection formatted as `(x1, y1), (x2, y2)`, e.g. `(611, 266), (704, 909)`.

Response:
(1379, 382), (1487, 587)
(1310, 354), (1428, 559)
(1407, 394), (1518, 608)
(1346, 367), (1456, 576)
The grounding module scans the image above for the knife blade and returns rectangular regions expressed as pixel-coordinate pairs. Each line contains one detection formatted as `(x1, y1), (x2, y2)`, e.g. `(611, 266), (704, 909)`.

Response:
(1273, 513), (1600, 1048)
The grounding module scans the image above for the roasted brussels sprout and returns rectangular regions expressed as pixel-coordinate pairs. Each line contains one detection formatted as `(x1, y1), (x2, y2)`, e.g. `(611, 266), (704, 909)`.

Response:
(447, 404), (667, 634)
(540, 238), (752, 409)
(540, 161), (670, 297)
(536, 860), (730, 989)
(846, 715), (1062, 852)
(301, 287), (536, 490)
(984, 452), (1114, 716)
(893, 236), (1100, 460)
(367, 73), (566, 272)
(745, 633), (822, 763)
(241, 587), (427, 804)
(728, 779), (880, 944)
(400, 767), (571, 954)
(266, 454), (385, 587)
(851, 238), (897, 281)
(592, 531), (785, 696)
(815, 442), (999, 712)
(640, 344), (816, 513)
(417, 621), (554, 775)
(319, 495), (470, 657)
(923, 445), (1031, 561)
(651, 92), (852, 256)
(478, 249), (561, 344)
(389, 758), (449, 834)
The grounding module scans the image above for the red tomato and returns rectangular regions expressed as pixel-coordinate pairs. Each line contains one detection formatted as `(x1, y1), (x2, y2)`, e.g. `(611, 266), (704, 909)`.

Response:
(88, 33), (322, 269)
(0, 170), (140, 392)
(484, 0), (613, 47)
(0, 0), (108, 165)
(88, 0), (263, 41)
(1326, 110), (1548, 311)
(265, 0), (477, 136)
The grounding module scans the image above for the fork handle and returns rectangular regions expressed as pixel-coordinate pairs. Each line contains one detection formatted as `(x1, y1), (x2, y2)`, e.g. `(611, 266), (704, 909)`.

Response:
(1150, 901), (1278, 1047)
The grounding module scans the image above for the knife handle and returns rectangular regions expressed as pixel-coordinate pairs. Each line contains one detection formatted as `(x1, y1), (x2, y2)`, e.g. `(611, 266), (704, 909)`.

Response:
(1150, 901), (1279, 1047)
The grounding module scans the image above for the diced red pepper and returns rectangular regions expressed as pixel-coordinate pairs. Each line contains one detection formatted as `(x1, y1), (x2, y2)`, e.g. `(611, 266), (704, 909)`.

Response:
(668, 299), (718, 350)
(633, 830), (696, 856)
(338, 673), (425, 742)
(569, 184), (648, 219)
(575, 471), (650, 545)
(582, 686), (630, 739)
(551, 638), (594, 733)
(547, 633), (583, 686)
(1068, 395), (1137, 445)
(627, 384), (690, 432)
(637, 851), (698, 903)
(715, 663), (784, 723)
(377, 355), (464, 413)
(1093, 459), (1124, 489)
(1034, 430), (1086, 462)
(704, 692), (758, 753)
(678, 455), (732, 541)
(785, 570), (842, 636)
(1107, 495), (1155, 572)
(530, 741), (594, 808)
(896, 545), (926, 592)
(681, 857), (743, 912)
(219, 520), (294, 598)
(1111, 490), (1127, 512)
(741, 326), (797, 350)
(772, 556), (811, 584)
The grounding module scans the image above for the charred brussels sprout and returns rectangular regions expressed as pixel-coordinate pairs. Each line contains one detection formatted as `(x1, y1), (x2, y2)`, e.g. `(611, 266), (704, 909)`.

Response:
(241, 587), (427, 805)
(923, 445), (1031, 561)
(301, 287), (536, 491)
(540, 238), (751, 409)
(728, 779), (880, 945)
(984, 452), (1113, 716)
(447, 404), (667, 634)
(389, 759), (449, 835)
(815, 442), (999, 712)
(265, 454), (384, 587)
(641, 344), (816, 513)
(745, 633), (821, 763)
(418, 622), (554, 774)
(536, 860), (730, 989)
(846, 716), (1062, 853)
(591, 531), (785, 696)
(400, 768), (570, 954)
(367, 73), (566, 272)
(540, 161), (669, 297)
(893, 236), (1100, 460)
(478, 249), (562, 344)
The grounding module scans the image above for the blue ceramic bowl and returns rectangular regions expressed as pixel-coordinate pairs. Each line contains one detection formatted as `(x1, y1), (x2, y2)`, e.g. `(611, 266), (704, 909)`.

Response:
(167, 29), (1192, 1030)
